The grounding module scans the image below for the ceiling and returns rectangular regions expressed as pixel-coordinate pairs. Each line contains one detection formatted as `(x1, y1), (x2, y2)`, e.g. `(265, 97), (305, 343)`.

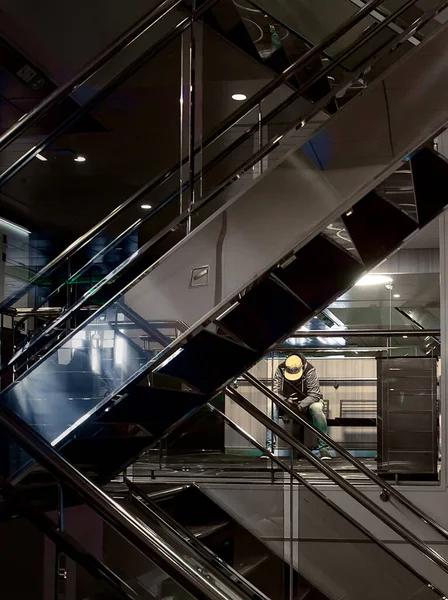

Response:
(0, 17), (294, 243)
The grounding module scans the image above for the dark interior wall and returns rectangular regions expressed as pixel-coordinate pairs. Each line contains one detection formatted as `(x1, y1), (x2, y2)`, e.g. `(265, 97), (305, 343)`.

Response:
(0, 516), (45, 599)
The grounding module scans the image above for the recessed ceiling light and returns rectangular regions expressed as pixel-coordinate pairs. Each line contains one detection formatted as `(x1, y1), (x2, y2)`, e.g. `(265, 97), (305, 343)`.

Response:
(74, 156), (86, 162)
(355, 274), (393, 287)
(393, 293), (401, 298)
(36, 153), (47, 162)
(141, 204), (152, 210)
(403, 335), (408, 339)
(232, 93), (247, 101)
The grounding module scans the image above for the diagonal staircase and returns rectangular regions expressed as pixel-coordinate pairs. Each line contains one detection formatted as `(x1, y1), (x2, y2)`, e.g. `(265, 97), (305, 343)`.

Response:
(2, 2), (448, 597)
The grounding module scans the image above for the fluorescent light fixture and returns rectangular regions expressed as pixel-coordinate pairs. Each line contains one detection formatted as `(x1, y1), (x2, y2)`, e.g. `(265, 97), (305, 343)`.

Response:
(355, 274), (393, 287)
(74, 155), (86, 162)
(232, 93), (247, 101)
(36, 153), (47, 162)
(0, 217), (31, 235)
(141, 204), (152, 210)
(403, 335), (408, 339)
(393, 293), (401, 298)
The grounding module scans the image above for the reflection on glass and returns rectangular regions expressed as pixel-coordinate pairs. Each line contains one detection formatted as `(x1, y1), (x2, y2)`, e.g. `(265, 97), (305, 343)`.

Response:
(2, 301), (176, 462)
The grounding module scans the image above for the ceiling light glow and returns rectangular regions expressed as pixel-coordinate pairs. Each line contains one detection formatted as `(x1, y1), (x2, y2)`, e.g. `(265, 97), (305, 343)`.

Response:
(74, 156), (86, 163)
(36, 153), (47, 162)
(141, 204), (152, 210)
(393, 293), (401, 298)
(232, 93), (247, 101)
(355, 274), (393, 287)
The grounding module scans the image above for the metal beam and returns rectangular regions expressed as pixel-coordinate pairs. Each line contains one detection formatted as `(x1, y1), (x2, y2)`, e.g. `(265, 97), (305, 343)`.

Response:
(288, 328), (440, 338)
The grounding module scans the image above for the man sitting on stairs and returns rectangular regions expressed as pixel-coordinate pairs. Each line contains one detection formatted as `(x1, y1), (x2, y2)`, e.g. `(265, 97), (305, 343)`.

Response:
(265, 353), (332, 460)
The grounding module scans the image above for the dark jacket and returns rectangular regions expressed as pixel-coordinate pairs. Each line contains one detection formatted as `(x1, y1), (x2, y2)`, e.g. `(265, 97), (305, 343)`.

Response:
(273, 358), (322, 410)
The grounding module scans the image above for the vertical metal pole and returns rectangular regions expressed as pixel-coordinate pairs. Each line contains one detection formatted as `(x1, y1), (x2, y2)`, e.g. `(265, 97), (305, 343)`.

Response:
(66, 259), (72, 334)
(289, 453), (294, 600)
(159, 440), (164, 470)
(258, 102), (263, 176)
(439, 210), (448, 487)
(179, 31), (186, 217)
(187, 5), (196, 235)
(55, 485), (67, 600)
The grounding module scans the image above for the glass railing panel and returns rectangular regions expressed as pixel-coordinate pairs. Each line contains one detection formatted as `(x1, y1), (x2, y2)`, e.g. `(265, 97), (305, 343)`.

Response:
(138, 403), (442, 600)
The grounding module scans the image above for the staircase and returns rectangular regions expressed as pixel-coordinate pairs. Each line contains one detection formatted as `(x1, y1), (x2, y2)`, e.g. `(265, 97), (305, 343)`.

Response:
(2, 1), (448, 598)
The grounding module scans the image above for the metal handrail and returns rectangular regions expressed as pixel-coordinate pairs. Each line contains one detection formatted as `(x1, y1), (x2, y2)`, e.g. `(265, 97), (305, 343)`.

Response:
(243, 372), (448, 540)
(207, 401), (446, 596)
(0, 0), (388, 314)
(225, 387), (448, 577)
(1, 0), (437, 375)
(0, 404), (247, 600)
(126, 480), (268, 600)
(0, 0), (184, 153)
